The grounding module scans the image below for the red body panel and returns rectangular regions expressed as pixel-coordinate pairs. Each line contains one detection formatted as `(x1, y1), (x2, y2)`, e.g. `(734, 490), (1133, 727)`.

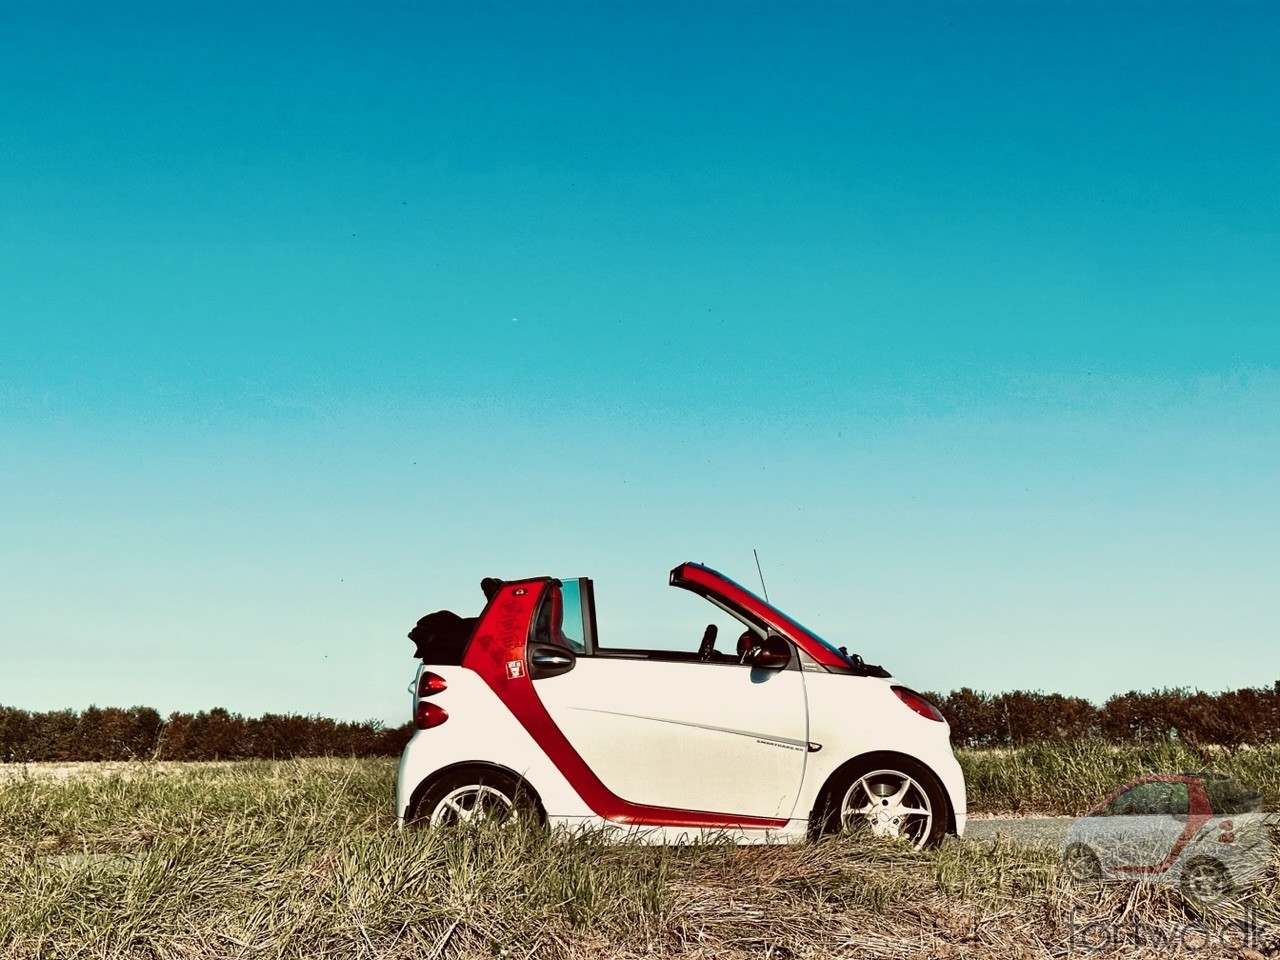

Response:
(463, 579), (789, 830)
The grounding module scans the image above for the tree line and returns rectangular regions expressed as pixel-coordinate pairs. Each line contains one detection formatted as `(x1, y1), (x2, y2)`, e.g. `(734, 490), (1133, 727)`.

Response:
(2, 683), (1277, 762)
(0, 705), (412, 762)
(924, 682), (1280, 749)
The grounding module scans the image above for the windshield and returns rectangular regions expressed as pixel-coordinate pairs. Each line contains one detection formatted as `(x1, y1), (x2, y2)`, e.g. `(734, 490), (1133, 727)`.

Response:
(710, 570), (861, 668)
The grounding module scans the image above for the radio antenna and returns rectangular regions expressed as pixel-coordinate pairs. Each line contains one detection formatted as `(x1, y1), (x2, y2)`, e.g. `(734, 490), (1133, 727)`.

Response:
(753, 548), (770, 602)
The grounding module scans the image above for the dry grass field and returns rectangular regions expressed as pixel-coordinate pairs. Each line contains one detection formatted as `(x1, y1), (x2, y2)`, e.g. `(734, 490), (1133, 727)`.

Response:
(0, 745), (1277, 959)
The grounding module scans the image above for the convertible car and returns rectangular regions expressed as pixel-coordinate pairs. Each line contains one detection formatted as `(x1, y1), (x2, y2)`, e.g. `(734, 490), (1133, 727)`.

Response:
(395, 562), (967, 846)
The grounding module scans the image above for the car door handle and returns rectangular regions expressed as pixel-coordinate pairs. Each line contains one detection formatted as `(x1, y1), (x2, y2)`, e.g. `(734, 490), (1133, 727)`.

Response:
(528, 643), (576, 679)
(531, 652), (573, 668)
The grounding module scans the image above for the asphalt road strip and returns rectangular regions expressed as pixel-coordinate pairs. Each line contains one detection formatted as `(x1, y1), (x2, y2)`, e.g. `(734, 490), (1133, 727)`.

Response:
(963, 817), (1077, 847)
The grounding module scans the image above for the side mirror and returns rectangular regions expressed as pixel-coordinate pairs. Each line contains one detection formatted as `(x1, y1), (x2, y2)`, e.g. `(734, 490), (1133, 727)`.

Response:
(754, 635), (792, 671)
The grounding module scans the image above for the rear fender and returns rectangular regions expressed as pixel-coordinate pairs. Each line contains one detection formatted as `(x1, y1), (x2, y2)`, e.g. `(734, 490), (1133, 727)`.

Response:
(403, 760), (545, 824)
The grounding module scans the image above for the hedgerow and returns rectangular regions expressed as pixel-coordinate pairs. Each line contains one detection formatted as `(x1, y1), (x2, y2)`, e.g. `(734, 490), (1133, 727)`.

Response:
(0, 705), (411, 762)
(925, 682), (1280, 749)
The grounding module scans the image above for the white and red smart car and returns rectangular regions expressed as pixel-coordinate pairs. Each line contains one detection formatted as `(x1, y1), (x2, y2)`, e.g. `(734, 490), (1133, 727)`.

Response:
(395, 563), (967, 846)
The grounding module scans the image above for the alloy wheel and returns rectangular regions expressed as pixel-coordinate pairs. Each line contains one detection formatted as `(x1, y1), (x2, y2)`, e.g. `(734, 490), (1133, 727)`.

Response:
(429, 783), (517, 827)
(1181, 859), (1231, 902)
(839, 768), (934, 848)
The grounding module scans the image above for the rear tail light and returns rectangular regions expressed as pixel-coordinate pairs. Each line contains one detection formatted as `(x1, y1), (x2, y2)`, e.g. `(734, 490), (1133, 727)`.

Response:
(892, 686), (946, 722)
(415, 702), (449, 730)
(417, 672), (447, 697)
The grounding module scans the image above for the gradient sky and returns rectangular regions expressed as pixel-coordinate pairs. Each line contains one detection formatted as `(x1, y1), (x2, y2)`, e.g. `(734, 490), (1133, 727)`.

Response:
(2, 1), (1278, 724)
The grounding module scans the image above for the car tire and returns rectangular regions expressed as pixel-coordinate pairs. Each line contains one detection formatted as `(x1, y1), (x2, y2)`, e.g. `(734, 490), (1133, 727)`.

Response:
(408, 767), (543, 829)
(1180, 856), (1233, 903)
(1063, 843), (1103, 883)
(816, 755), (950, 849)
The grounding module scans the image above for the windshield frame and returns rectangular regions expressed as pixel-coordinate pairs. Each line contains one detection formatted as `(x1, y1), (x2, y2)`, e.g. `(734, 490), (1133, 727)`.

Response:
(668, 562), (869, 672)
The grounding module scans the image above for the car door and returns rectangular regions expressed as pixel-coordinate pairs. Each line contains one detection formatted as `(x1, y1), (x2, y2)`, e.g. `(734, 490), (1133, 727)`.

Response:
(537, 656), (808, 820)
(531, 580), (809, 820)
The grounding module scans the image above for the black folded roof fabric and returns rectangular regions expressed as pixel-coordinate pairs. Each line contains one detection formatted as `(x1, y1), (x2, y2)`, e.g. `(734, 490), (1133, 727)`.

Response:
(408, 610), (476, 664)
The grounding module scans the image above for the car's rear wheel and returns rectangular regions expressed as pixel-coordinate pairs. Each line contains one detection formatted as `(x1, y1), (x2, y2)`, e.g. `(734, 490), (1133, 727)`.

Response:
(817, 756), (949, 849)
(1064, 843), (1103, 882)
(409, 768), (542, 829)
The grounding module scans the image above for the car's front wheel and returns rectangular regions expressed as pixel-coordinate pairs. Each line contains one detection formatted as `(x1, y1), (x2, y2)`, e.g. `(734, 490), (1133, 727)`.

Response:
(817, 756), (949, 849)
(1180, 856), (1232, 903)
(409, 768), (543, 829)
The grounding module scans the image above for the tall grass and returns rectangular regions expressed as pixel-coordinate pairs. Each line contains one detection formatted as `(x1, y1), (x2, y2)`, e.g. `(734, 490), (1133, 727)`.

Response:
(0, 760), (676, 958)
(958, 740), (1280, 815)
(2, 755), (1276, 958)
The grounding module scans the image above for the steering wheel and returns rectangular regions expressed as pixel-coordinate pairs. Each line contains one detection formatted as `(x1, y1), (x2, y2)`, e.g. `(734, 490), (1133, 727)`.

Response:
(697, 624), (718, 662)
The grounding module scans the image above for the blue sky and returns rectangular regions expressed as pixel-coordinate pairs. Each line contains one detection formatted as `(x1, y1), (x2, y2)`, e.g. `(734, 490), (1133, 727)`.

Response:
(2, 1), (1277, 723)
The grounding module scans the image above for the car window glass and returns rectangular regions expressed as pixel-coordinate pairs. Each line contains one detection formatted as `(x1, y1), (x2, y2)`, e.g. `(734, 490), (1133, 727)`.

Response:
(1128, 782), (1184, 815)
(1142, 782), (1172, 814)
(1107, 787), (1137, 815)
(557, 580), (588, 654)
(1167, 783), (1190, 816)
(1110, 782), (1165, 816)
(701, 569), (860, 668)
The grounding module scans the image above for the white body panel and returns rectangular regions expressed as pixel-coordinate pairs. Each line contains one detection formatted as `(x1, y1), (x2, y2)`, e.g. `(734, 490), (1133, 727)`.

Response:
(792, 671), (968, 836)
(396, 666), (597, 823)
(397, 659), (967, 842)
(534, 658), (807, 819)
